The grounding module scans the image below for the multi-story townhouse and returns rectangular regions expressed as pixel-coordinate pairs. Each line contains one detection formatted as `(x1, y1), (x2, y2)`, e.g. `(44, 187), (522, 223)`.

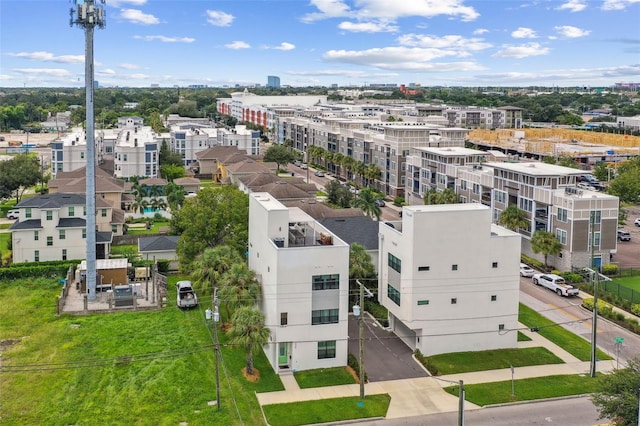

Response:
(378, 203), (521, 356)
(169, 124), (217, 167)
(406, 147), (620, 270)
(113, 125), (159, 178)
(248, 192), (350, 373)
(216, 125), (261, 156)
(10, 193), (114, 263)
(51, 127), (104, 176)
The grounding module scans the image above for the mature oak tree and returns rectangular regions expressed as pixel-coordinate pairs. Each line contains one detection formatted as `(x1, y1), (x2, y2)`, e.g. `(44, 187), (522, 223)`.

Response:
(0, 154), (41, 203)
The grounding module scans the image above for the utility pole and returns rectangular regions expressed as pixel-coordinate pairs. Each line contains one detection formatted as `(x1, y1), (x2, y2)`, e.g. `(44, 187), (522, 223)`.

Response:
(70, 0), (105, 302)
(590, 211), (599, 378)
(353, 280), (366, 399)
(213, 288), (221, 410)
(458, 380), (465, 426)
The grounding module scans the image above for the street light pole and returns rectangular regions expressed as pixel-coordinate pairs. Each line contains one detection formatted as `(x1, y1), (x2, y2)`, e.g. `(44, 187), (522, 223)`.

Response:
(458, 380), (465, 426)
(590, 211), (599, 378)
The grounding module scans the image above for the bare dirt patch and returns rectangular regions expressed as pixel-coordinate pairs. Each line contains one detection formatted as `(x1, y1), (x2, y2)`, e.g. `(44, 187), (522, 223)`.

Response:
(242, 367), (260, 382)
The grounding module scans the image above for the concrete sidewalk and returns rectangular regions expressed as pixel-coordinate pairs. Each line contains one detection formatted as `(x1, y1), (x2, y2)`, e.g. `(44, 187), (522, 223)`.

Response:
(255, 323), (617, 419)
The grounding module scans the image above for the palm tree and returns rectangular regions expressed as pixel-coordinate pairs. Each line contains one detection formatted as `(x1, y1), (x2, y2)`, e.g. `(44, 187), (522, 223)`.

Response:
(354, 161), (366, 187)
(218, 263), (261, 321)
(352, 187), (382, 221)
(131, 198), (148, 214)
(191, 245), (244, 295)
(149, 185), (163, 198)
(531, 230), (562, 270)
(364, 164), (381, 187)
(164, 182), (185, 211)
(333, 153), (344, 179)
(498, 205), (529, 232)
(227, 307), (270, 375)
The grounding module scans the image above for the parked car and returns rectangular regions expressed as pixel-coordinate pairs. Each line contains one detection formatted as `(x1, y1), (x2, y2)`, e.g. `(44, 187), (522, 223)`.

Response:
(634, 218), (640, 227)
(300, 163), (308, 170)
(374, 199), (386, 207)
(617, 229), (631, 241)
(519, 263), (535, 278)
(314, 170), (325, 177)
(176, 280), (198, 308)
(577, 182), (597, 191)
(6, 209), (19, 220)
(532, 273), (579, 297)
(293, 160), (302, 167)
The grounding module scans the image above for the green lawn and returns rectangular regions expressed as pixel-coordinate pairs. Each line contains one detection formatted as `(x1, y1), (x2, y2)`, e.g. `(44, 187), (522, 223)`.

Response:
(425, 347), (563, 375)
(612, 276), (640, 291)
(263, 394), (391, 426)
(294, 366), (357, 389)
(0, 232), (10, 256)
(444, 374), (602, 406)
(110, 244), (138, 256)
(518, 303), (612, 361)
(0, 277), (283, 425)
(517, 331), (532, 341)
(125, 221), (171, 235)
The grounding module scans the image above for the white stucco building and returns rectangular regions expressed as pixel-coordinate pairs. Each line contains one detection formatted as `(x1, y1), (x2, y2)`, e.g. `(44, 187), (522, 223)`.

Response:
(248, 192), (350, 373)
(378, 203), (521, 356)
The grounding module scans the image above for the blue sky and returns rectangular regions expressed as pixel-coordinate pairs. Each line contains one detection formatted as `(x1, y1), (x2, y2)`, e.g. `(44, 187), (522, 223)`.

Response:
(1, 0), (639, 88)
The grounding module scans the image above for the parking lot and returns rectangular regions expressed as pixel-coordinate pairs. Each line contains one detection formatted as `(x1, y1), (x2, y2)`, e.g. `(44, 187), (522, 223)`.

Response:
(615, 206), (640, 268)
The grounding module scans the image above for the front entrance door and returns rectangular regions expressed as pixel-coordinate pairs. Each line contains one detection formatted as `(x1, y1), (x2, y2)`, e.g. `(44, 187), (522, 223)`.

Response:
(278, 343), (288, 367)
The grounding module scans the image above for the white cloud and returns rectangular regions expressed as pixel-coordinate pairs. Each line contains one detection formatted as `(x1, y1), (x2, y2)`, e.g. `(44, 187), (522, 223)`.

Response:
(474, 64), (640, 84)
(225, 41), (251, 49)
(302, 0), (479, 23)
(555, 25), (591, 38)
(323, 46), (484, 72)
(493, 42), (550, 58)
(272, 42), (296, 51)
(556, 0), (587, 12)
(9, 51), (84, 64)
(12, 68), (72, 78)
(133, 35), (195, 43)
(97, 69), (117, 76)
(206, 10), (234, 27)
(119, 9), (159, 25)
(107, 0), (147, 7)
(602, 0), (640, 10)
(473, 28), (489, 35)
(119, 63), (140, 70)
(338, 21), (398, 33)
(511, 27), (538, 39)
(397, 34), (491, 51)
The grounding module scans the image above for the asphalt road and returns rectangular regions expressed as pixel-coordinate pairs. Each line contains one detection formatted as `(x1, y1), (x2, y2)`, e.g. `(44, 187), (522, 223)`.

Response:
(358, 395), (608, 426)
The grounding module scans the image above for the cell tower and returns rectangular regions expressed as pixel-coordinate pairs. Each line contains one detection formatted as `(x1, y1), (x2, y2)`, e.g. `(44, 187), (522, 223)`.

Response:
(70, 0), (106, 301)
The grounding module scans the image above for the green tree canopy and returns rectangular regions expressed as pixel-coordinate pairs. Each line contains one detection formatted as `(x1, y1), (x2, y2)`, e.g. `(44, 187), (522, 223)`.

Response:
(498, 205), (529, 232)
(159, 139), (183, 166)
(607, 157), (640, 203)
(191, 245), (244, 295)
(171, 186), (249, 270)
(160, 164), (186, 181)
(227, 307), (271, 375)
(263, 144), (295, 172)
(530, 230), (562, 269)
(351, 187), (381, 220)
(325, 180), (354, 208)
(423, 188), (460, 205)
(592, 357), (640, 426)
(0, 154), (41, 203)
(164, 182), (185, 212)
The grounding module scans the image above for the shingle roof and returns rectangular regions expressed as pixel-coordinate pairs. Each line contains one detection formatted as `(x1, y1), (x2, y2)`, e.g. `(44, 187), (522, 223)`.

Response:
(252, 181), (314, 200)
(9, 219), (42, 230)
(138, 235), (179, 252)
(17, 193), (87, 209)
(57, 217), (86, 228)
(173, 177), (201, 185)
(195, 146), (239, 160)
(320, 216), (379, 250)
(282, 200), (365, 219)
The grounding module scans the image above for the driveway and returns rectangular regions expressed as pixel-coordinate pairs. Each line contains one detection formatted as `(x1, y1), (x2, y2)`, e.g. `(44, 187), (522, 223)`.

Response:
(348, 313), (429, 382)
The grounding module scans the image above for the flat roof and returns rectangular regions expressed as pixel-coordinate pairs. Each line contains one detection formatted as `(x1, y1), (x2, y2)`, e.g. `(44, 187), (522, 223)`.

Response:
(485, 161), (585, 176)
(415, 146), (486, 156)
(406, 203), (488, 213)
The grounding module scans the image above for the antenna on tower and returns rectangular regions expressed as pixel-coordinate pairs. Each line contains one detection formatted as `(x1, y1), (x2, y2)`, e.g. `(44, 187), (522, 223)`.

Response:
(70, 0), (106, 302)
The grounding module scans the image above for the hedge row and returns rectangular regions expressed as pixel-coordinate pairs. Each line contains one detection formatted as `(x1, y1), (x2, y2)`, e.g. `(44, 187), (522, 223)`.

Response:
(8, 259), (81, 268)
(0, 264), (73, 280)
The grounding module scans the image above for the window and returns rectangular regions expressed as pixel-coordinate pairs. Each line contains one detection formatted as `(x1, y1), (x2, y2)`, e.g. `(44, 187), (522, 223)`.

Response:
(59, 230), (65, 240)
(101, 208), (107, 218)
(68, 206), (75, 216)
(47, 236), (53, 246)
(26, 208), (32, 218)
(312, 274), (339, 290)
(34, 231), (39, 241)
(387, 284), (401, 306)
(495, 190), (506, 204)
(34, 250), (39, 262)
(498, 324), (505, 331)
(491, 295), (497, 301)
(556, 229), (567, 245)
(112, 224), (117, 233)
(46, 210), (53, 221)
(62, 249), (67, 261)
(591, 210), (601, 223)
(80, 151), (85, 159)
(417, 300), (429, 305)
(280, 312), (288, 326)
(83, 206), (87, 216)
(451, 298), (457, 304)
(460, 180), (467, 190)
(519, 198), (533, 212)
(452, 264), (458, 271)
(557, 207), (568, 222)
(590, 232), (601, 248)
(492, 262), (498, 268)
(82, 228), (86, 239)
(124, 154), (128, 161)
(317, 340), (336, 359)
(418, 266), (430, 271)
(472, 183), (480, 195)
(388, 253), (401, 273)
(312, 309), (339, 325)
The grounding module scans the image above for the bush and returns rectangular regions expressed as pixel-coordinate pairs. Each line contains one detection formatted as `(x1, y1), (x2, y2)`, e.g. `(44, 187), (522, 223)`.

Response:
(522, 254), (545, 272)
(347, 353), (367, 383)
(558, 272), (585, 284)
(157, 260), (170, 273)
(602, 264), (619, 276)
(632, 304), (640, 317)
(414, 349), (439, 376)
(582, 298), (613, 316)
(393, 197), (405, 207)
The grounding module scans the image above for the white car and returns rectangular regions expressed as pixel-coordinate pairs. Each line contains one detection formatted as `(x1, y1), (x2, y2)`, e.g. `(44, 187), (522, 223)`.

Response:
(634, 218), (640, 227)
(7, 209), (19, 220)
(519, 263), (535, 278)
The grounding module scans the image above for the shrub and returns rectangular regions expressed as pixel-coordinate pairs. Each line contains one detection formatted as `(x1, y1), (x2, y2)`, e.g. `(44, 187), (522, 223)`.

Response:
(582, 298), (613, 316)
(414, 349), (439, 376)
(393, 197), (405, 207)
(347, 353), (367, 383)
(157, 260), (170, 273)
(601, 264), (619, 276)
(632, 304), (640, 317)
(522, 254), (545, 272)
(557, 271), (585, 284)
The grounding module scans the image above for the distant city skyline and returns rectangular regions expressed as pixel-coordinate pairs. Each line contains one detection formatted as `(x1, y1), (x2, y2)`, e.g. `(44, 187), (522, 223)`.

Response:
(1, 0), (639, 88)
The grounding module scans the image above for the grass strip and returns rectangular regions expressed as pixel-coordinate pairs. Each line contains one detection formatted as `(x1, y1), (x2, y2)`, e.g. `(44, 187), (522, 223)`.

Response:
(426, 347), (563, 375)
(263, 394), (390, 426)
(294, 366), (356, 389)
(444, 374), (602, 406)
(519, 303), (612, 361)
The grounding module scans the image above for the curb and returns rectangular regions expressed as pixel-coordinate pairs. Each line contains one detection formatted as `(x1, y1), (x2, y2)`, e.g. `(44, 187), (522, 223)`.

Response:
(483, 392), (593, 409)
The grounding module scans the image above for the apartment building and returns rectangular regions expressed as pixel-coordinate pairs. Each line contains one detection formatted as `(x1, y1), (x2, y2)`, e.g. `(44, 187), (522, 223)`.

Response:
(406, 147), (620, 269)
(51, 127), (104, 176)
(216, 125), (261, 156)
(442, 106), (524, 129)
(10, 193), (114, 263)
(114, 125), (159, 178)
(248, 193), (350, 373)
(169, 124), (217, 166)
(378, 203), (520, 356)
